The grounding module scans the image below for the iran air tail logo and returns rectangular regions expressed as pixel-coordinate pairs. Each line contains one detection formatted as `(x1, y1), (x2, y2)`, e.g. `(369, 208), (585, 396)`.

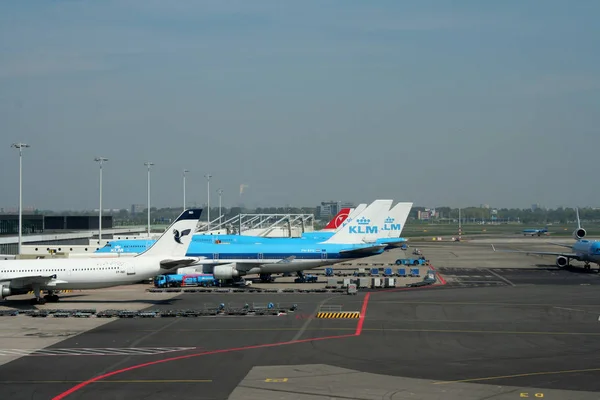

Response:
(349, 217), (378, 234)
(173, 229), (191, 244)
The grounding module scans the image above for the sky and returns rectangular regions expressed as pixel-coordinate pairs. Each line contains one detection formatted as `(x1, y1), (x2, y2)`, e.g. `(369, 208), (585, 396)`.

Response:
(0, 0), (598, 211)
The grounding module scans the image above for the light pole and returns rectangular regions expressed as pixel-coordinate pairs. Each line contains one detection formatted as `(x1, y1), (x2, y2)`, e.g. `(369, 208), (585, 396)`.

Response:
(204, 173), (212, 230)
(217, 188), (223, 227)
(144, 162), (154, 236)
(94, 157), (108, 244)
(11, 142), (30, 255)
(183, 169), (189, 211)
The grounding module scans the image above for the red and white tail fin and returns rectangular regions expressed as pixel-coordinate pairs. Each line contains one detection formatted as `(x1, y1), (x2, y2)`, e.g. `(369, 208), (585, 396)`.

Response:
(323, 208), (352, 230)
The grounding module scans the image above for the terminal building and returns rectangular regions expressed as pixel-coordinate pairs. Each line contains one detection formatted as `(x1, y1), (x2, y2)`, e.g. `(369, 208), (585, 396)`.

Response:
(0, 213), (137, 256)
(316, 201), (354, 220)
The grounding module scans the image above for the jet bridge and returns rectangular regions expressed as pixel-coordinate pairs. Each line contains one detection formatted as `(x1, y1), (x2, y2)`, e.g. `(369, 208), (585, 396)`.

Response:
(200, 213), (314, 237)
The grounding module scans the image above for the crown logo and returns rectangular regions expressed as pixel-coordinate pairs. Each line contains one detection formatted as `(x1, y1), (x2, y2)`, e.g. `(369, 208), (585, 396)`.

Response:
(357, 217), (370, 225)
(385, 217), (394, 223)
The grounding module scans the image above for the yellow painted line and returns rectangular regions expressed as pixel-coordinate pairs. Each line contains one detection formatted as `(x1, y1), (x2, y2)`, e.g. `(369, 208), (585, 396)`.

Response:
(0, 379), (212, 384)
(433, 367), (600, 384)
(316, 312), (360, 319)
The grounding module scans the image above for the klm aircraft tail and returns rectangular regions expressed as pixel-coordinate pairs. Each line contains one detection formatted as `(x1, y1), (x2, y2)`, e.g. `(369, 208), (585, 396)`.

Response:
(337, 203), (367, 230)
(384, 202), (413, 238)
(320, 199), (393, 244)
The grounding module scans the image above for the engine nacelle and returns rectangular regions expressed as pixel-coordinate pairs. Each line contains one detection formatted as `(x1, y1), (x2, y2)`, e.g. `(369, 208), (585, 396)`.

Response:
(0, 285), (11, 299)
(556, 256), (569, 268)
(213, 264), (242, 280)
(573, 228), (586, 240)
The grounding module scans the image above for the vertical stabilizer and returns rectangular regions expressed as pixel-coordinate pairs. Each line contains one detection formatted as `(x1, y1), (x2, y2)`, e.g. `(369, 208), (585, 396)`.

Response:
(335, 203), (367, 231)
(320, 200), (393, 244)
(136, 209), (202, 258)
(323, 208), (352, 230)
(384, 202), (413, 238)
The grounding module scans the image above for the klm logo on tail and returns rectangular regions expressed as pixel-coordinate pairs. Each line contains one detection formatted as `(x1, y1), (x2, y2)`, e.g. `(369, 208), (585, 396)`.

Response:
(349, 217), (378, 234)
(382, 217), (402, 231)
(173, 229), (191, 244)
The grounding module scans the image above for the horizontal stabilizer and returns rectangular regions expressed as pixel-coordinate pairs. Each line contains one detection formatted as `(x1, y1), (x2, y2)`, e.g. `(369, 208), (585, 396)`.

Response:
(339, 244), (387, 257)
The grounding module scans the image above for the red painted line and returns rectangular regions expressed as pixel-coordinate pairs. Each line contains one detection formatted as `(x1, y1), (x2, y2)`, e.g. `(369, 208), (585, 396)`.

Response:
(428, 264), (447, 285)
(52, 333), (356, 399)
(55, 264), (454, 399)
(355, 292), (371, 336)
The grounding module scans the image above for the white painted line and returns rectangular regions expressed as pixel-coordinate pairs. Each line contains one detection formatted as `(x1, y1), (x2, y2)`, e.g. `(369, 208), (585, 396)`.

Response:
(0, 347), (196, 356)
(554, 307), (585, 312)
(486, 269), (516, 287)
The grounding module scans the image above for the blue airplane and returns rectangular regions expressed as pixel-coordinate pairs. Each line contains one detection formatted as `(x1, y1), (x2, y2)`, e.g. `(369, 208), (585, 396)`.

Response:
(185, 199), (395, 280)
(96, 202), (410, 255)
(522, 226), (549, 236)
(493, 208), (600, 271)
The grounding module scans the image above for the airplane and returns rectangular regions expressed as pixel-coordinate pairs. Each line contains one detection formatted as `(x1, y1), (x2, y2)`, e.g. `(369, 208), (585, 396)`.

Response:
(228, 201), (412, 249)
(0, 209), (202, 304)
(94, 206), (359, 255)
(522, 226), (549, 236)
(493, 208), (600, 271)
(185, 200), (395, 282)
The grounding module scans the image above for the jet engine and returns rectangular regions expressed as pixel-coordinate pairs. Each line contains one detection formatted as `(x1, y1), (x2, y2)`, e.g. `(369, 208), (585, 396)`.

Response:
(556, 256), (569, 267)
(0, 285), (11, 299)
(573, 228), (586, 240)
(213, 264), (243, 280)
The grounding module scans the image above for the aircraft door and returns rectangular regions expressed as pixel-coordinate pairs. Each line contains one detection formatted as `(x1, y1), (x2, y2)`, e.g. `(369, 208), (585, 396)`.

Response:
(258, 253), (264, 260)
(126, 261), (135, 276)
(213, 253), (219, 260)
(321, 250), (327, 260)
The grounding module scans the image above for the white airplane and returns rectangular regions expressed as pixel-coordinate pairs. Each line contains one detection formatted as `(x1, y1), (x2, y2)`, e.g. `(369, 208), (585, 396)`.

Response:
(0, 209), (202, 305)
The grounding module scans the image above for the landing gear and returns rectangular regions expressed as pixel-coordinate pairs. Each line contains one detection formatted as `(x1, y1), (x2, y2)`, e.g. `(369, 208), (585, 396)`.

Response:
(44, 291), (60, 303)
(259, 273), (274, 283)
(30, 285), (46, 305)
(584, 263), (591, 271)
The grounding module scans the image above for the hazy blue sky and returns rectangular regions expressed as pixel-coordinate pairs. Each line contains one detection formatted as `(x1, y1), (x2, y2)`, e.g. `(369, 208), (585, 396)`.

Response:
(1, 1), (598, 211)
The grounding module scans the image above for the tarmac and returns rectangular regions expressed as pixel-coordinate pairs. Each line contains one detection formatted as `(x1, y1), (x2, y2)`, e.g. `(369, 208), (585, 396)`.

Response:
(1, 239), (600, 399)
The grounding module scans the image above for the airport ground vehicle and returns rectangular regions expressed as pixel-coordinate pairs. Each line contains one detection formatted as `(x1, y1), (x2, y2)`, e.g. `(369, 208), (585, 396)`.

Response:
(395, 257), (427, 266)
(153, 274), (217, 288)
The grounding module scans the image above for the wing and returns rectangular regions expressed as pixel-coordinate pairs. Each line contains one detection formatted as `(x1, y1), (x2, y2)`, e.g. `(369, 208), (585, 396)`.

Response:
(160, 258), (200, 270)
(491, 245), (579, 258)
(547, 242), (574, 249)
(1, 274), (67, 288)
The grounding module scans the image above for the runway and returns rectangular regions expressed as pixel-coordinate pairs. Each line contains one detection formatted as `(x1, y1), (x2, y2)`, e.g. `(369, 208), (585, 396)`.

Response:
(2, 271), (600, 399)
